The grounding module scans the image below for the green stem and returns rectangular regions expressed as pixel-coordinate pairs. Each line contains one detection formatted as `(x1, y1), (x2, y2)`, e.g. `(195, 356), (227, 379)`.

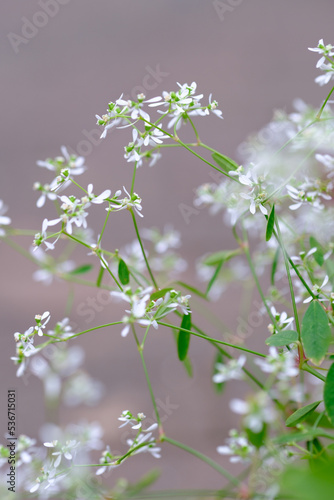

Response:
(158, 321), (266, 357)
(139, 116), (236, 181)
(242, 226), (276, 324)
(274, 218), (301, 337)
(161, 436), (239, 485)
(302, 364), (326, 382)
(316, 84), (334, 119)
(131, 210), (158, 289)
(131, 161), (138, 195)
(132, 326), (162, 428)
(4, 237), (39, 264)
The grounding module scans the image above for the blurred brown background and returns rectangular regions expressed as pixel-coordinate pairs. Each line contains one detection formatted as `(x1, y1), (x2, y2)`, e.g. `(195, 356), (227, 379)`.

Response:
(1, 0), (334, 493)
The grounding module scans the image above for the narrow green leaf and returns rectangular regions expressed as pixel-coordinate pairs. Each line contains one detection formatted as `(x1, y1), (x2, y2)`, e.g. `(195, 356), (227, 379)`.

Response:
(212, 152), (239, 172)
(310, 236), (325, 267)
(69, 264), (93, 275)
(150, 287), (173, 301)
(324, 363), (334, 425)
(325, 259), (334, 287)
(265, 330), (299, 347)
(271, 247), (280, 286)
(175, 281), (207, 300)
(301, 301), (331, 365)
(206, 261), (223, 297)
(265, 205), (275, 242)
(118, 259), (130, 285)
(286, 401), (322, 427)
(177, 313), (192, 361)
(172, 327), (193, 378)
(203, 249), (241, 267)
(274, 429), (334, 445)
(246, 424), (266, 449)
(183, 356), (193, 378)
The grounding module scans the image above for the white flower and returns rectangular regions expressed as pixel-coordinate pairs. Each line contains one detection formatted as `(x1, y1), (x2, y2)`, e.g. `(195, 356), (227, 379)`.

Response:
(33, 217), (61, 251)
(142, 225), (181, 253)
(96, 446), (120, 475)
(217, 429), (255, 463)
(309, 39), (334, 86)
(34, 311), (51, 336)
(254, 347), (299, 380)
(108, 186), (143, 217)
(303, 274), (330, 303)
(86, 183), (111, 204)
(111, 286), (153, 337)
(31, 247), (75, 285)
(126, 432), (161, 459)
(230, 392), (276, 433)
(315, 153), (334, 178)
(44, 439), (79, 468)
(213, 356), (246, 384)
(0, 199), (11, 236)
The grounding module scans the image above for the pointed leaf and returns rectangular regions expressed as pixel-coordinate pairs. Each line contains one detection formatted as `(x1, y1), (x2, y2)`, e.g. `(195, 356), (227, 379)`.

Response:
(310, 236), (324, 267)
(212, 152), (239, 172)
(203, 249), (241, 267)
(301, 301), (331, 365)
(265, 330), (298, 347)
(324, 363), (334, 426)
(69, 264), (93, 275)
(150, 288), (173, 301)
(177, 313), (192, 361)
(271, 247), (280, 286)
(286, 401), (322, 427)
(118, 259), (130, 285)
(206, 261), (223, 297)
(266, 205), (275, 242)
(175, 281), (207, 300)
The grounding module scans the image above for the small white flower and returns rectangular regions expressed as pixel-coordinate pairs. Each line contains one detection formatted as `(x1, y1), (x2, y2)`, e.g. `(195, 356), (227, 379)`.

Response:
(213, 356), (246, 384)
(230, 392), (276, 433)
(86, 183), (111, 204)
(254, 347), (299, 380)
(108, 186), (143, 217)
(34, 311), (51, 336)
(0, 199), (11, 236)
(217, 429), (255, 463)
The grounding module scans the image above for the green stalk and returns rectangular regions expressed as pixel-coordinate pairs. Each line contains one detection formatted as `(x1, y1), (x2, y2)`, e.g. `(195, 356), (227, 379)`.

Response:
(131, 210), (158, 289)
(157, 321), (266, 357)
(161, 436), (239, 485)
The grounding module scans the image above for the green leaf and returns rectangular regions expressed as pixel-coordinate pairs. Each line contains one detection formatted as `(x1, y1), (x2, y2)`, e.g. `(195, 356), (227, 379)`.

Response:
(246, 424), (266, 449)
(271, 247), (280, 286)
(150, 287), (173, 301)
(301, 301), (331, 365)
(325, 259), (334, 287)
(286, 401), (322, 427)
(69, 264), (93, 275)
(203, 249), (241, 267)
(324, 363), (334, 426)
(183, 356), (193, 378)
(279, 458), (334, 500)
(174, 281), (207, 300)
(212, 152), (239, 172)
(206, 261), (223, 297)
(177, 313), (192, 361)
(118, 259), (130, 285)
(274, 429), (334, 445)
(310, 236), (325, 267)
(265, 330), (299, 347)
(265, 205), (275, 242)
